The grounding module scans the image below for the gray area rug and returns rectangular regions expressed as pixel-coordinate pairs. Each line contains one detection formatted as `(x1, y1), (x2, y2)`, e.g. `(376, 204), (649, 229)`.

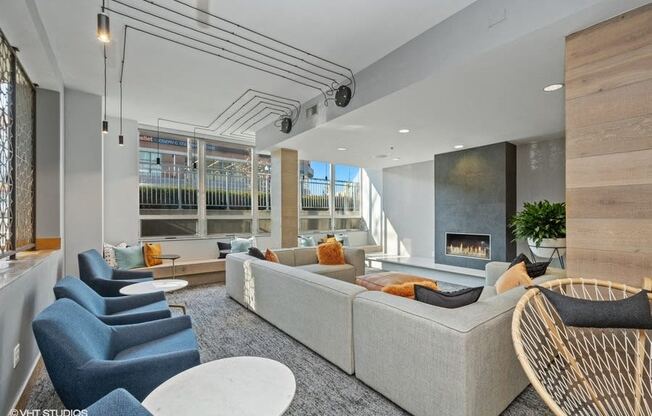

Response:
(26, 284), (551, 415)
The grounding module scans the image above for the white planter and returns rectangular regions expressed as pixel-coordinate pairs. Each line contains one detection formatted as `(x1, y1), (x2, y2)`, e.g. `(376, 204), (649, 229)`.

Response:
(528, 238), (566, 259)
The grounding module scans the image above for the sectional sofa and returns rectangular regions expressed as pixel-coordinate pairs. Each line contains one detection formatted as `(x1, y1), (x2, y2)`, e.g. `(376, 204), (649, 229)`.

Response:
(225, 253), (564, 416)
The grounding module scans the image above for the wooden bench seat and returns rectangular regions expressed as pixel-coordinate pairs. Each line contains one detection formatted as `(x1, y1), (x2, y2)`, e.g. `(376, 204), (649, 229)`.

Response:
(133, 259), (225, 287)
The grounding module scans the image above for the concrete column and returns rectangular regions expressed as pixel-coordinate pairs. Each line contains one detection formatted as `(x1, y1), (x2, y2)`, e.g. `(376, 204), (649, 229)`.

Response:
(271, 148), (298, 248)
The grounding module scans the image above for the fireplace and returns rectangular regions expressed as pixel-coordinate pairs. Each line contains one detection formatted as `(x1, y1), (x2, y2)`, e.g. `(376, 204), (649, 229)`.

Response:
(445, 233), (491, 260)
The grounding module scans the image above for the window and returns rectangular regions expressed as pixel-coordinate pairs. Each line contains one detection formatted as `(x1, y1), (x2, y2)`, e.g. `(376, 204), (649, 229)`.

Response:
(257, 154), (272, 234)
(299, 160), (363, 233)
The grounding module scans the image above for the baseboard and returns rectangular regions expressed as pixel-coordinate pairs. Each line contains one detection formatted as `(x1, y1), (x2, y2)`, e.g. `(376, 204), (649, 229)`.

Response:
(11, 355), (43, 412)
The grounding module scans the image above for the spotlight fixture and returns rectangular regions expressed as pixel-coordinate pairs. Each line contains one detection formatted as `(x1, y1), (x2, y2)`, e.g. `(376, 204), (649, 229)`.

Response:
(454, 144), (464, 149)
(97, 12), (111, 43)
(102, 120), (109, 134)
(337, 147), (347, 151)
(398, 129), (410, 134)
(335, 85), (352, 107)
(118, 135), (124, 146)
(280, 117), (293, 134)
(543, 83), (564, 92)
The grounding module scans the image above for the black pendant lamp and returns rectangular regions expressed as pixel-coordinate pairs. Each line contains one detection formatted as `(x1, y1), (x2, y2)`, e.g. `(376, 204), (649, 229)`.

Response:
(102, 45), (109, 135)
(97, 1), (111, 43)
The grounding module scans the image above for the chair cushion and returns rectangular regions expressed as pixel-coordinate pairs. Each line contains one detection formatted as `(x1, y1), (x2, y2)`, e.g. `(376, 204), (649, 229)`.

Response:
(296, 263), (355, 283)
(114, 328), (198, 361)
(114, 246), (146, 270)
(111, 300), (169, 317)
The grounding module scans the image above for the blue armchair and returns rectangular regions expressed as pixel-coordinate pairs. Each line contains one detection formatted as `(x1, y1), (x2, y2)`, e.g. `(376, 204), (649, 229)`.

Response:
(85, 389), (152, 416)
(78, 249), (153, 297)
(33, 299), (200, 409)
(54, 276), (171, 325)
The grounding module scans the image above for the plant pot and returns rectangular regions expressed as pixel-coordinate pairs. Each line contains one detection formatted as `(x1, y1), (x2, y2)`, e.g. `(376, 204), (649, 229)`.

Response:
(528, 238), (566, 259)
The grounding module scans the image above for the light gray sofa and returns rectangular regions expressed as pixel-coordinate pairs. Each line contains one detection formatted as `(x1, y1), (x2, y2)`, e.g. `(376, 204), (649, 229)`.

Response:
(352, 262), (565, 416)
(225, 251), (366, 374)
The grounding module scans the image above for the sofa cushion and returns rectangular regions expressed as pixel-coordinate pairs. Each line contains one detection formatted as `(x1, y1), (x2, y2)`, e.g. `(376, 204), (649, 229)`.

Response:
(143, 243), (163, 267)
(247, 247), (266, 260)
(382, 280), (439, 299)
(317, 242), (346, 265)
(414, 285), (484, 309)
(294, 247), (318, 266)
(296, 263), (356, 283)
(265, 249), (280, 263)
(114, 245), (146, 270)
(495, 262), (531, 294)
(271, 249), (296, 266)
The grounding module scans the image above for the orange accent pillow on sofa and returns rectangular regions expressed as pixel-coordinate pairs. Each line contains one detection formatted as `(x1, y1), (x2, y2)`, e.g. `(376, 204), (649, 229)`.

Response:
(316, 241), (346, 265)
(495, 261), (532, 294)
(143, 243), (163, 267)
(265, 249), (280, 263)
(382, 280), (440, 299)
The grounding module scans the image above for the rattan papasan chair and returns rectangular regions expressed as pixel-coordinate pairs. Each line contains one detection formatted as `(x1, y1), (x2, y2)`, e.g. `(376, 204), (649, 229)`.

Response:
(512, 278), (652, 416)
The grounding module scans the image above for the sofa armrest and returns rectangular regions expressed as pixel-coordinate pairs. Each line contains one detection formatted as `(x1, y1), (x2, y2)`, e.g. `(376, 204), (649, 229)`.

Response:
(343, 248), (365, 277)
(485, 262), (510, 287)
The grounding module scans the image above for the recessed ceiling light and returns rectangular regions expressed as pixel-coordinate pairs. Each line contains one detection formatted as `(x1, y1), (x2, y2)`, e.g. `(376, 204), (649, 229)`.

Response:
(374, 154), (388, 159)
(392, 157), (401, 161)
(454, 145), (464, 149)
(337, 147), (347, 151)
(398, 129), (410, 134)
(543, 83), (564, 92)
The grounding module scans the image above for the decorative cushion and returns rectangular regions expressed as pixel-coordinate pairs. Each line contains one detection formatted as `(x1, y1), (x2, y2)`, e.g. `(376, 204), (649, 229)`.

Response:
(103, 242), (127, 268)
(248, 247), (266, 260)
(510, 253), (532, 268)
(143, 243), (163, 267)
(535, 286), (652, 329)
(231, 237), (254, 253)
(415, 285), (484, 309)
(336, 234), (350, 247)
(382, 280), (440, 299)
(495, 261), (531, 294)
(114, 245), (146, 270)
(526, 261), (550, 278)
(265, 249), (280, 263)
(298, 236), (316, 247)
(217, 241), (232, 259)
(316, 241), (346, 265)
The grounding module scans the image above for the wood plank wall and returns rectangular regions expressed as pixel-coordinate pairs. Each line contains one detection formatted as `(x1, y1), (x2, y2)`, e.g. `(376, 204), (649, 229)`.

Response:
(565, 4), (652, 286)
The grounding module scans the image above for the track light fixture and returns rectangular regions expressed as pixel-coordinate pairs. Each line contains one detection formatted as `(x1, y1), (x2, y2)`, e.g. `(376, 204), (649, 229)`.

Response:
(280, 117), (292, 134)
(97, 12), (111, 43)
(102, 120), (109, 134)
(102, 45), (108, 135)
(118, 134), (124, 146)
(335, 86), (352, 107)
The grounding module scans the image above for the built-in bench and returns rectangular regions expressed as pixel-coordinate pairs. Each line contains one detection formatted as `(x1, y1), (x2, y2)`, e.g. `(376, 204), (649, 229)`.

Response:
(133, 259), (225, 287)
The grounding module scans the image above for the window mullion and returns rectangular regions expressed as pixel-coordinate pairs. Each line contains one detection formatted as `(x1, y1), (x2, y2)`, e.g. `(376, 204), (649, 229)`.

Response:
(197, 139), (207, 237)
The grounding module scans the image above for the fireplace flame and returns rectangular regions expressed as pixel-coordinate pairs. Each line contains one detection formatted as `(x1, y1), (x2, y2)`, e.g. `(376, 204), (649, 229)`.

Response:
(446, 242), (489, 259)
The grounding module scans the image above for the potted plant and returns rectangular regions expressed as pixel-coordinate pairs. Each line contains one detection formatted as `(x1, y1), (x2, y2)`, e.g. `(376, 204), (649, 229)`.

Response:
(510, 200), (566, 259)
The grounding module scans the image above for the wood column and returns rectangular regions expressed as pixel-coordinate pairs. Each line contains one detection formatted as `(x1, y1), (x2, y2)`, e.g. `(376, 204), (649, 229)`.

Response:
(271, 148), (298, 248)
(565, 4), (652, 285)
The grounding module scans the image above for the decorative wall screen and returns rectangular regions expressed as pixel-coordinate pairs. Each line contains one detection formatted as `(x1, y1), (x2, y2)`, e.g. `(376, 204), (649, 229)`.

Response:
(0, 29), (36, 257)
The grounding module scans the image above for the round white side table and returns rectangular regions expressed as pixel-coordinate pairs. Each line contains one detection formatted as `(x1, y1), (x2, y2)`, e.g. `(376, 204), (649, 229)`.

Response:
(143, 356), (296, 416)
(119, 278), (188, 295)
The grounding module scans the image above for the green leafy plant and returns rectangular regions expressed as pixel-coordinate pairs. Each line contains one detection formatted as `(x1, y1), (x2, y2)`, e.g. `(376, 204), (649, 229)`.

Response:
(510, 200), (566, 247)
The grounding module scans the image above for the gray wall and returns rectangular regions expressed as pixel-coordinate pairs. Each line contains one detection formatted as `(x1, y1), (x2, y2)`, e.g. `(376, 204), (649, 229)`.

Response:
(35, 88), (62, 238)
(382, 161), (434, 257)
(515, 137), (566, 257)
(0, 252), (61, 415)
(434, 143), (516, 269)
(103, 117), (140, 245)
(64, 88), (103, 275)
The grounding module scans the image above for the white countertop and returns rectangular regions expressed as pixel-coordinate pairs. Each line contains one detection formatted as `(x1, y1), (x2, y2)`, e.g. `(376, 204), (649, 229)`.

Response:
(0, 250), (60, 292)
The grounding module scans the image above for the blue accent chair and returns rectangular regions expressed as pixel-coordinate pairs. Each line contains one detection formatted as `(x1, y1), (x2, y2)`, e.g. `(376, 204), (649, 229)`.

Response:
(85, 389), (152, 416)
(33, 299), (200, 409)
(54, 276), (171, 325)
(78, 249), (153, 297)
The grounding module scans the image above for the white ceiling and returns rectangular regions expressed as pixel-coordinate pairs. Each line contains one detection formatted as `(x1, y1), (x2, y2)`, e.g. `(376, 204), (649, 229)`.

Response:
(33, 0), (477, 128)
(277, 23), (567, 169)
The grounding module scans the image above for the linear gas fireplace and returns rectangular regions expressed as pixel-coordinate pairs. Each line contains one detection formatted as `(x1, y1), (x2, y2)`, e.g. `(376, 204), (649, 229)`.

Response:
(445, 233), (491, 260)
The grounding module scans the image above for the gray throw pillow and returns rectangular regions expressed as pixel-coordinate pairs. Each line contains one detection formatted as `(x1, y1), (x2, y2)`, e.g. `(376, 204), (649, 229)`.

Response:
(414, 286), (484, 309)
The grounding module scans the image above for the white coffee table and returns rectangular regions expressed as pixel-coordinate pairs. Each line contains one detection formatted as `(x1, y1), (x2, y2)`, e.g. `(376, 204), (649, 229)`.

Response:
(143, 357), (296, 416)
(120, 279), (189, 314)
(119, 278), (188, 295)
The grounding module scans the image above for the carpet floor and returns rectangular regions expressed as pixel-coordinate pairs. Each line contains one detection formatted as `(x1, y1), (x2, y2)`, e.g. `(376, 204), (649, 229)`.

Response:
(26, 284), (551, 415)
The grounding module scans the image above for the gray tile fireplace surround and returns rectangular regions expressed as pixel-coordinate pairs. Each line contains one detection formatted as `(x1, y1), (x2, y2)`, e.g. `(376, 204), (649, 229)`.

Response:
(435, 142), (516, 270)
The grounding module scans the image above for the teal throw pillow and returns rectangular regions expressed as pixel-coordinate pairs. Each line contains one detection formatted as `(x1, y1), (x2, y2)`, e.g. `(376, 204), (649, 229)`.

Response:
(114, 245), (146, 270)
(231, 237), (254, 253)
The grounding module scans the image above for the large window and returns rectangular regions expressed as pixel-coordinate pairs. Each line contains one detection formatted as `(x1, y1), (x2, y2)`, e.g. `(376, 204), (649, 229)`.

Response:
(300, 160), (362, 233)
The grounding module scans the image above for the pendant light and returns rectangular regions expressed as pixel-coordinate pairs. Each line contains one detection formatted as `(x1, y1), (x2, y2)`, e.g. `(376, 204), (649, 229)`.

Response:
(118, 72), (124, 146)
(97, 1), (111, 43)
(101, 45), (109, 135)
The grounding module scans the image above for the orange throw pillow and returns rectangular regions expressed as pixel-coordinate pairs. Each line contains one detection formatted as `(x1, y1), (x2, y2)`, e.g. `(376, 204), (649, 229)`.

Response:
(495, 261), (532, 294)
(143, 243), (162, 267)
(265, 249), (279, 263)
(382, 280), (439, 299)
(316, 241), (346, 265)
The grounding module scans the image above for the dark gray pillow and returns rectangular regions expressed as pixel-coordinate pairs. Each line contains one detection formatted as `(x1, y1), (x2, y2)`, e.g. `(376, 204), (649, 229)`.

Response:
(414, 285), (484, 309)
(534, 286), (652, 329)
(217, 242), (231, 259)
(526, 261), (550, 278)
(247, 247), (266, 260)
(510, 253), (532, 268)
